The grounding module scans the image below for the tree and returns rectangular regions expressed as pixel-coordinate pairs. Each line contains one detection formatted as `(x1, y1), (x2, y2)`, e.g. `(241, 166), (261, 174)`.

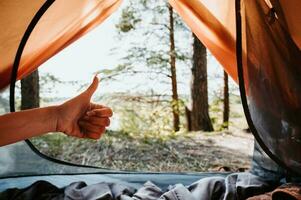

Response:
(101, 0), (190, 132)
(21, 70), (39, 110)
(168, 4), (180, 131)
(189, 34), (213, 131)
(223, 70), (229, 129)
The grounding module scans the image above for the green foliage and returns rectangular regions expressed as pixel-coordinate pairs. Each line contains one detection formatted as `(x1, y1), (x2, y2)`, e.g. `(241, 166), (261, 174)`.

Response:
(119, 104), (173, 139)
(116, 6), (141, 33)
(31, 133), (69, 157)
(101, 0), (191, 83)
(99, 93), (187, 141)
(97, 0), (193, 134)
(210, 96), (228, 131)
(221, 121), (229, 129)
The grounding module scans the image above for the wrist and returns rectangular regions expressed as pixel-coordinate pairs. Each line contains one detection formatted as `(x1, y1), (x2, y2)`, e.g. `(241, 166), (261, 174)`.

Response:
(48, 105), (60, 132)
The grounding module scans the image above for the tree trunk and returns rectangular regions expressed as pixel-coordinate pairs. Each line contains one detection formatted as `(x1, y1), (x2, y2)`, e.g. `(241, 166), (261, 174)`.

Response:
(21, 70), (40, 110)
(168, 5), (180, 132)
(190, 34), (213, 132)
(223, 70), (229, 129)
(185, 106), (192, 131)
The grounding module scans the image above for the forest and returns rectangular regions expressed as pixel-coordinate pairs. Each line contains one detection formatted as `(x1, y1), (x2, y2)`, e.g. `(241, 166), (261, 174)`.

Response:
(0, 0), (253, 172)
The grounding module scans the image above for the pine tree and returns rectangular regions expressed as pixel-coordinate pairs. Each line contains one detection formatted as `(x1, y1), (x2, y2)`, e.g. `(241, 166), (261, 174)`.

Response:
(189, 34), (213, 131)
(223, 70), (229, 129)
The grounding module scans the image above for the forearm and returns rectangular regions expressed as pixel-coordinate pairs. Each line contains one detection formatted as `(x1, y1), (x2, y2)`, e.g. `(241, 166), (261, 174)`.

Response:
(0, 106), (58, 146)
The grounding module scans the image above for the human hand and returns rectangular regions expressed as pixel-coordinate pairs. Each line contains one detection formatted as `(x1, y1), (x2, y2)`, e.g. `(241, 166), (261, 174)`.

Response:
(56, 76), (112, 139)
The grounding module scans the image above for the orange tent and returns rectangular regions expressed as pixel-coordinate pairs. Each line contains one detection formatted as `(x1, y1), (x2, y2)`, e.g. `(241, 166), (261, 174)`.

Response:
(0, 0), (301, 178)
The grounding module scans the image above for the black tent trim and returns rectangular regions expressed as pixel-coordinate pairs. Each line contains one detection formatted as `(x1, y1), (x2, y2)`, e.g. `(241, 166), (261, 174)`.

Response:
(235, 0), (299, 177)
(10, 0), (54, 113)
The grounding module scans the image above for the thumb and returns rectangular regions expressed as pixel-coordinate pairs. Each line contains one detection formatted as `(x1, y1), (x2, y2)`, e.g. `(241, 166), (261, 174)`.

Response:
(84, 75), (99, 98)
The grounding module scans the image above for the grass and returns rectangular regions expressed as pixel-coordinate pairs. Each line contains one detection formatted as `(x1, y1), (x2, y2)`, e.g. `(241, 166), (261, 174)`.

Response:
(31, 129), (252, 172)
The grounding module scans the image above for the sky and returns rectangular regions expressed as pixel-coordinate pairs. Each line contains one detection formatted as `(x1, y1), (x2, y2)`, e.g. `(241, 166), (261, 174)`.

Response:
(38, 3), (236, 100)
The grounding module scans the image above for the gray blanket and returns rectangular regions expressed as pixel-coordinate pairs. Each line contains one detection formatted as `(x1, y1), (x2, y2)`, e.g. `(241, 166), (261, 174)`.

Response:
(0, 172), (275, 200)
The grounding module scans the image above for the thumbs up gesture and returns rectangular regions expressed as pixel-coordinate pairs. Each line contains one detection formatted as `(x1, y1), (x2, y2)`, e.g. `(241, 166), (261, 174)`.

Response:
(56, 76), (112, 139)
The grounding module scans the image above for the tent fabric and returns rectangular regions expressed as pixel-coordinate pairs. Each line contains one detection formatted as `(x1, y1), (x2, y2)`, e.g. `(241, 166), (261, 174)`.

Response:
(276, 0), (301, 50)
(170, 0), (301, 174)
(0, 0), (122, 90)
(240, 0), (301, 174)
(0, 0), (301, 180)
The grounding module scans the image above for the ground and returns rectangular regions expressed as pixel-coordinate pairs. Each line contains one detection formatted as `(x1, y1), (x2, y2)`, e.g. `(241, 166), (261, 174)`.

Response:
(31, 128), (254, 172)
(31, 94), (253, 172)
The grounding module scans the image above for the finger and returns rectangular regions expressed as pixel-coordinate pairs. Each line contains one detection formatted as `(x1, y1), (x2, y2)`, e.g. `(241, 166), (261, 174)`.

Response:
(84, 131), (104, 140)
(85, 132), (100, 140)
(84, 126), (106, 139)
(84, 75), (99, 99)
(82, 117), (110, 126)
(79, 121), (105, 133)
(87, 108), (113, 117)
(89, 103), (105, 110)
(67, 128), (84, 138)
(76, 132), (85, 138)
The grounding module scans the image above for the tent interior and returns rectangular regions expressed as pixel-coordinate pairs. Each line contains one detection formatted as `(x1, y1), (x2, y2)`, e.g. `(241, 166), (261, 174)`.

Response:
(0, 0), (301, 198)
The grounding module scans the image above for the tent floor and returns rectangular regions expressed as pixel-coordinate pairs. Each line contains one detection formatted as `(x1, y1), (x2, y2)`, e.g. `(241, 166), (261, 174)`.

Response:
(0, 172), (228, 192)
